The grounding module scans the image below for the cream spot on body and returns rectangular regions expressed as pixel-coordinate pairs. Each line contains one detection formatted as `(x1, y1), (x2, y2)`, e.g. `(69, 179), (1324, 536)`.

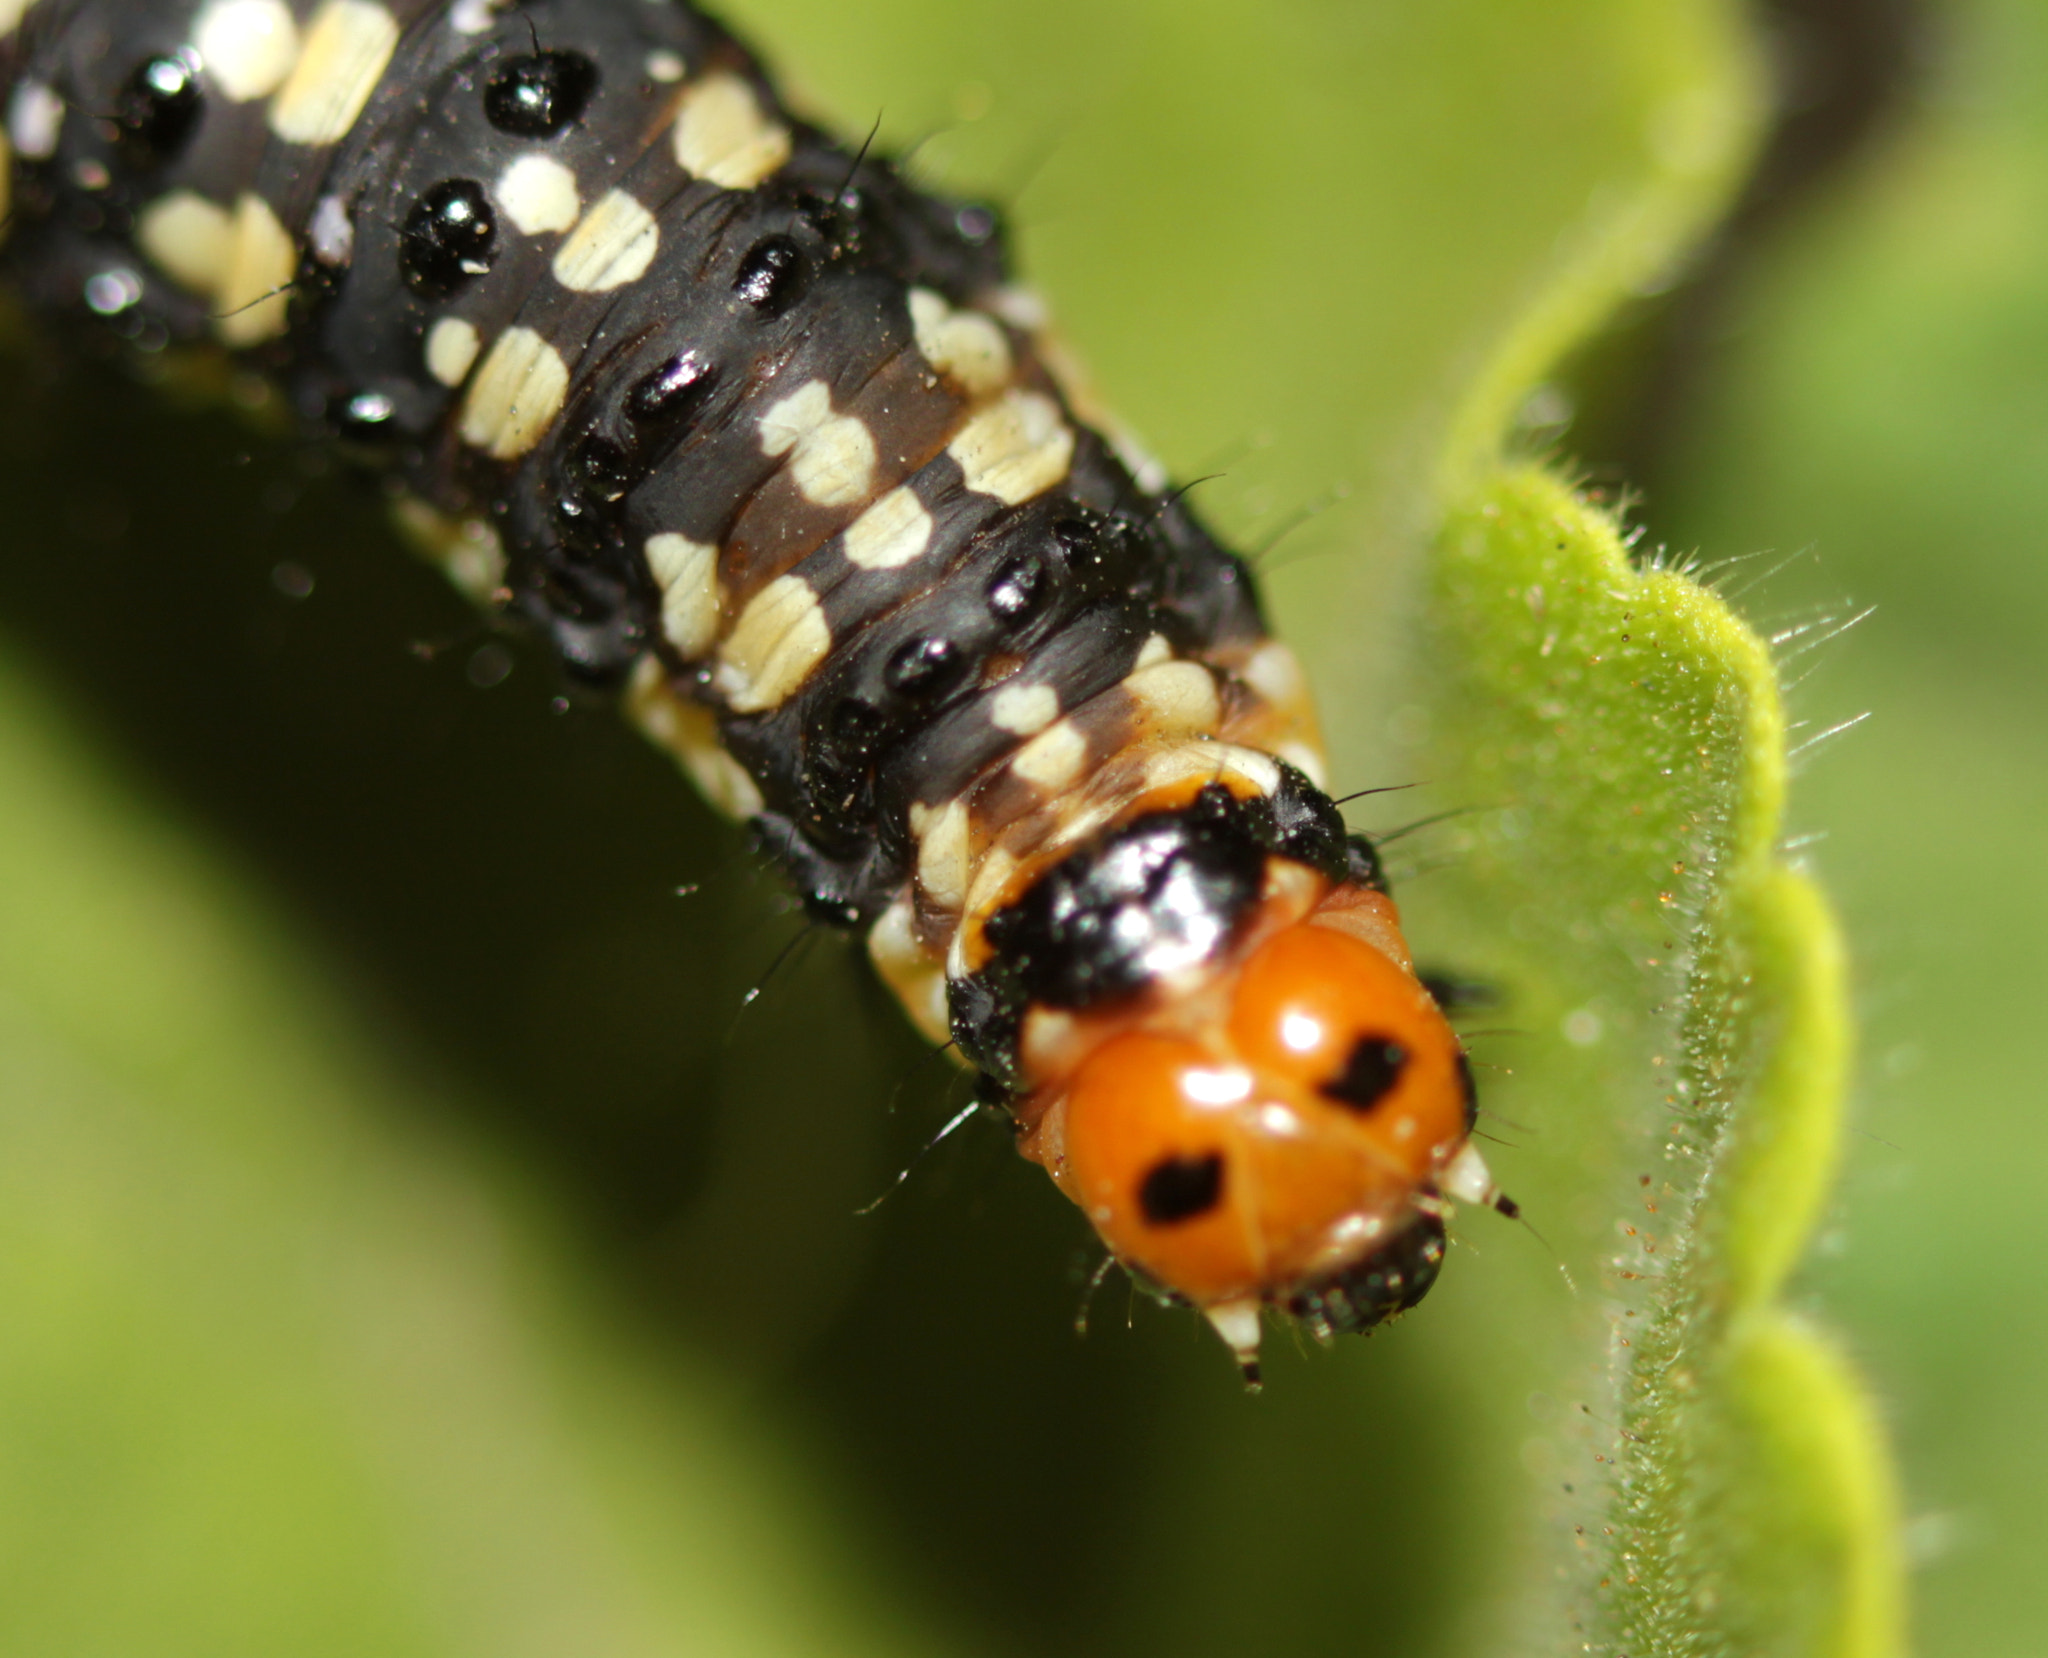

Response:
(552, 189), (659, 291)
(867, 898), (950, 1047)
(842, 487), (932, 571)
(714, 574), (830, 712)
(907, 287), (1011, 398)
(424, 316), (481, 386)
(216, 192), (297, 344)
(964, 844), (1020, 919)
(391, 498), (507, 605)
(990, 681), (1058, 737)
(268, 0), (397, 145)
(643, 532), (722, 657)
(757, 379), (876, 508)
(458, 326), (569, 458)
(1123, 660), (1221, 735)
(913, 798), (972, 911)
(1010, 719), (1089, 790)
(138, 190), (233, 293)
(949, 389), (1073, 505)
(627, 659), (764, 820)
(495, 153), (580, 235)
(672, 72), (790, 189)
(194, 0), (301, 101)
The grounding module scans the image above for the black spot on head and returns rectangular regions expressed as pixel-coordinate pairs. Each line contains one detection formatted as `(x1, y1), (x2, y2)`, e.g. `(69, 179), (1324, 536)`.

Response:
(626, 350), (718, 428)
(1138, 1152), (1225, 1227)
(483, 50), (599, 138)
(399, 179), (495, 297)
(986, 552), (1048, 627)
(884, 634), (967, 701)
(1322, 1036), (1407, 1114)
(112, 52), (202, 167)
(732, 235), (809, 316)
(572, 433), (632, 503)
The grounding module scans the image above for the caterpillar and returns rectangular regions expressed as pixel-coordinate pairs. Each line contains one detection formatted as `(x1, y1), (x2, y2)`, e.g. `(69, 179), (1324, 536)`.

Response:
(0, 0), (1513, 1380)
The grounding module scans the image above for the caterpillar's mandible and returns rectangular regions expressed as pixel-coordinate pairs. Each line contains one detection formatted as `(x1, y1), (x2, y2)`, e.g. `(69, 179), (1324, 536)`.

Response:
(0, 0), (1512, 1380)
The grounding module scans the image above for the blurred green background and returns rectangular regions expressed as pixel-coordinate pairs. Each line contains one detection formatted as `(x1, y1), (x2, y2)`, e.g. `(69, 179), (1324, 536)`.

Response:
(0, 0), (2036, 1652)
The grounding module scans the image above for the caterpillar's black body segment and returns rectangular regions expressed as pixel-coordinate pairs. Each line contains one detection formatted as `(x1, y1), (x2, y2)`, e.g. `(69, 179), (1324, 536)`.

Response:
(0, 0), (1501, 1373)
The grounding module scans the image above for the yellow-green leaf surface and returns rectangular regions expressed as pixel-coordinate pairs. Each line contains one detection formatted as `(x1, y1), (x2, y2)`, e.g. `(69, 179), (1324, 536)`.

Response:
(0, 1), (1906, 1654)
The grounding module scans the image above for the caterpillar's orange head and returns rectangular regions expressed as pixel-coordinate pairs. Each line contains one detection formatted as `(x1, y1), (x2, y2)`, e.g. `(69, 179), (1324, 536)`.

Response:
(1017, 882), (1498, 1378)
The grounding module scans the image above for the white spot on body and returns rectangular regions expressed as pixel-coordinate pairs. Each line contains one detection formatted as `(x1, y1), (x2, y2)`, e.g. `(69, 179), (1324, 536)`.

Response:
(137, 190), (233, 293)
(645, 49), (685, 83)
(643, 532), (722, 658)
(1134, 633), (1173, 670)
(7, 80), (61, 158)
(949, 389), (1073, 505)
(216, 192), (297, 344)
(757, 379), (876, 508)
(495, 153), (580, 235)
(551, 189), (659, 291)
(308, 193), (354, 263)
(989, 681), (1058, 737)
(672, 72), (791, 189)
(194, 0), (302, 101)
(458, 326), (570, 458)
(912, 798), (972, 911)
(0, 0), (38, 41)
(268, 0), (397, 145)
(424, 315), (481, 386)
(841, 486), (932, 571)
(907, 287), (1011, 398)
(447, 0), (497, 33)
(626, 659), (764, 820)
(713, 574), (830, 712)
(1010, 718), (1088, 790)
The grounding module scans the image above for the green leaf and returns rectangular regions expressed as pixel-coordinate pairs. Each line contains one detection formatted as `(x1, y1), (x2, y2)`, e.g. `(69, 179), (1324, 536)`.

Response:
(1419, 469), (1904, 1657)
